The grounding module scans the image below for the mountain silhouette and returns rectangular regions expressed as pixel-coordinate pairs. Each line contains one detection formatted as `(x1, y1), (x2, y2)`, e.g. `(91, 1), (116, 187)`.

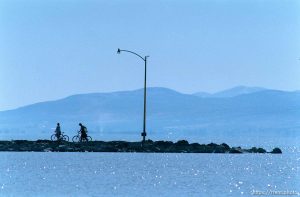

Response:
(193, 86), (266, 98)
(0, 87), (299, 142)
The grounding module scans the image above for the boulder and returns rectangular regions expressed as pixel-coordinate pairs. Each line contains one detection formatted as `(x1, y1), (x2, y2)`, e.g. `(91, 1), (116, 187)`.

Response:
(221, 143), (230, 150)
(270, 147), (282, 154)
(207, 143), (218, 147)
(214, 146), (226, 153)
(248, 147), (267, 153)
(175, 140), (189, 146)
(229, 148), (242, 153)
(257, 148), (266, 153)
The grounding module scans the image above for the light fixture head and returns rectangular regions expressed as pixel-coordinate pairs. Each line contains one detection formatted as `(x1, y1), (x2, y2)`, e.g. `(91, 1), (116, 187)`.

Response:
(117, 48), (121, 54)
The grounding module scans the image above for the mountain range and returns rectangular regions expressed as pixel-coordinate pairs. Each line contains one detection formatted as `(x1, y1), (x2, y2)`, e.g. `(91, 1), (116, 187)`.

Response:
(0, 86), (299, 143)
(193, 86), (266, 98)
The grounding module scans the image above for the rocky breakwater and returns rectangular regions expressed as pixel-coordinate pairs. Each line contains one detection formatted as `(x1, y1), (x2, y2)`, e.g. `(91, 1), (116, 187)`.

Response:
(0, 140), (282, 154)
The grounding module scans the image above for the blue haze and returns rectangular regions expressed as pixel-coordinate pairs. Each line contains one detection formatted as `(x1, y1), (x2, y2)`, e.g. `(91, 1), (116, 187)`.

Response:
(0, 0), (300, 110)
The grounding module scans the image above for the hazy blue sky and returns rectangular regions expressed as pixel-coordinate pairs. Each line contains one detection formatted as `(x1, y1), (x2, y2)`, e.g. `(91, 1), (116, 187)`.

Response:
(0, 0), (299, 110)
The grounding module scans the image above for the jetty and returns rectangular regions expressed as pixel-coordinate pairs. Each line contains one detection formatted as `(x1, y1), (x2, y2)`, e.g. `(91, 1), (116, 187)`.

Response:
(0, 140), (282, 153)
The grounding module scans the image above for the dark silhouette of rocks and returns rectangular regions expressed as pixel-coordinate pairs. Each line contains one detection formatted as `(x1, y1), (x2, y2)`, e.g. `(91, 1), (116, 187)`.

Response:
(229, 147), (243, 153)
(247, 147), (267, 153)
(221, 143), (230, 150)
(0, 140), (281, 154)
(270, 147), (282, 154)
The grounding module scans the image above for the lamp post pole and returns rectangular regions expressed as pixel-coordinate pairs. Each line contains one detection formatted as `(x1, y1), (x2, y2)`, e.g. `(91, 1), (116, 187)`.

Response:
(117, 48), (149, 142)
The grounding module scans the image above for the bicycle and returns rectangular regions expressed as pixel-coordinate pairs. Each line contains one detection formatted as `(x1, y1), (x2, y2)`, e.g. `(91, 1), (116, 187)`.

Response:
(51, 132), (69, 142)
(72, 131), (92, 142)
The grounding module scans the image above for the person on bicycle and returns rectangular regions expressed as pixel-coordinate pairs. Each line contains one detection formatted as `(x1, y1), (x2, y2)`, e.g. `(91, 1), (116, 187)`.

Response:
(79, 123), (88, 141)
(55, 123), (62, 139)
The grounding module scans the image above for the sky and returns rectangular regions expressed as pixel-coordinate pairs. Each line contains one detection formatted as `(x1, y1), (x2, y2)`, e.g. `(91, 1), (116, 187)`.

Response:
(0, 0), (300, 111)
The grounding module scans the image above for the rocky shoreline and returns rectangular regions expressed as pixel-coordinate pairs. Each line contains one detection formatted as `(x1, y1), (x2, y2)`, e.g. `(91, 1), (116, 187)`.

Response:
(0, 140), (282, 154)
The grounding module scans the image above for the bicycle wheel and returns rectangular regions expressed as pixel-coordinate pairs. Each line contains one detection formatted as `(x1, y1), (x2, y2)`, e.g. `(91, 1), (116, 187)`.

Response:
(62, 135), (69, 142)
(72, 135), (80, 142)
(87, 136), (92, 142)
(51, 134), (58, 141)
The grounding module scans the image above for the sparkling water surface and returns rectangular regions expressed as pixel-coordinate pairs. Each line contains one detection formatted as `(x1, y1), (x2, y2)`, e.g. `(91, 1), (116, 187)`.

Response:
(0, 152), (299, 196)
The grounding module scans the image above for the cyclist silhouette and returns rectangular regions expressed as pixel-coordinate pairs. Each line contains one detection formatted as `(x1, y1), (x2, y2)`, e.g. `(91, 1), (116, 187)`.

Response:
(55, 123), (62, 139)
(79, 123), (88, 141)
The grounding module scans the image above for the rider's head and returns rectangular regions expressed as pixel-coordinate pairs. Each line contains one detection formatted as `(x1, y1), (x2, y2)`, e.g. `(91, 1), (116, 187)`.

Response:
(79, 123), (82, 126)
(57, 123), (60, 126)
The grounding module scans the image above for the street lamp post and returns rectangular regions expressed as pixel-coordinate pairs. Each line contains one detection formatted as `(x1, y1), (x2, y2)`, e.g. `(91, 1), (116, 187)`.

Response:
(117, 48), (149, 142)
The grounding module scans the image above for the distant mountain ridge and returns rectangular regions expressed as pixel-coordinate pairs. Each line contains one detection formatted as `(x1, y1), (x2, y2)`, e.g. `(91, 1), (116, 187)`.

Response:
(193, 86), (266, 98)
(0, 86), (299, 142)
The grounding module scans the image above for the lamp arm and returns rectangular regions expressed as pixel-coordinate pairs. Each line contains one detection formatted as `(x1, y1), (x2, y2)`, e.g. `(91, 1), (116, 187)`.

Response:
(119, 49), (146, 61)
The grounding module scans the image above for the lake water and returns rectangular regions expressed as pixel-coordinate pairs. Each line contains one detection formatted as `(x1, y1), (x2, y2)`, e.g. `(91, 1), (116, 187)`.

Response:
(0, 152), (299, 196)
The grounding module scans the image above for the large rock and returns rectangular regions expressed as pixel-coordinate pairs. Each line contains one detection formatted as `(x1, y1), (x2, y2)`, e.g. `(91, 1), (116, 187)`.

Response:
(229, 147), (243, 153)
(248, 147), (267, 153)
(270, 147), (282, 154)
(175, 140), (189, 146)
